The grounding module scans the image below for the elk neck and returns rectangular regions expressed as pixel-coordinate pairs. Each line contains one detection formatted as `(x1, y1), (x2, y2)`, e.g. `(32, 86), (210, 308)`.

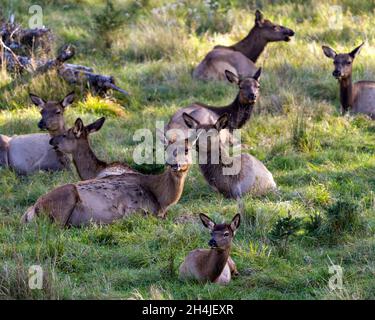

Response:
(207, 246), (231, 282)
(339, 75), (354, 113)
(141, 166), (188, 210)
(230, 27), (268, 63)
(71, 140), (107, 180)
(209, 94), (254, 130)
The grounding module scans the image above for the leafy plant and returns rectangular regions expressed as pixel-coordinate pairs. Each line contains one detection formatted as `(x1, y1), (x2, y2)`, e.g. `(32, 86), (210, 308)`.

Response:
(268, 212), (302, 255)
(93, 0), (126, 48)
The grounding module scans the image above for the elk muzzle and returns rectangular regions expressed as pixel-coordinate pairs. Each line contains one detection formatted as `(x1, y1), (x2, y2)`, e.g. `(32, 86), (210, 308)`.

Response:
(38, 119), (47, 130)
(283, 28), (295, 41)
(208, 238), (218, 248)
(332, 70), (342, 79)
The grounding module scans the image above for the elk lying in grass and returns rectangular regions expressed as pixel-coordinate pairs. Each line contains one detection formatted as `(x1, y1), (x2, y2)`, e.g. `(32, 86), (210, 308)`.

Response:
(167, 68), (261, 135)
(50, 117), (134, 180)
(322, 43), (375, 119)
(179, 213), (240, 285)
(22, 132), (197, 226)
(193, 10), (294, 81)
(183, 113), (276, 199)
(0, 92), (74, 174)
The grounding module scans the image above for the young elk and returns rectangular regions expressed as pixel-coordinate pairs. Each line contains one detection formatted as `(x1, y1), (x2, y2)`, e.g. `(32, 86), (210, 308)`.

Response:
(322, 43), (375, 119)
(193, 10), (294, 81)
(179, 213), (240, 285)
(183, 113), (276, 199)
(50, 117), (134, 180)
(22, 132), (197, 226)
(0, 92), (74, 174)
(167, 68), (261, 134)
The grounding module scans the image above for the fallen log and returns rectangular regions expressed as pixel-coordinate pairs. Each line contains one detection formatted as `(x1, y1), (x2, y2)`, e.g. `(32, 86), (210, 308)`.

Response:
(1, 44), (129, 97)
(1, 18), (53, 55)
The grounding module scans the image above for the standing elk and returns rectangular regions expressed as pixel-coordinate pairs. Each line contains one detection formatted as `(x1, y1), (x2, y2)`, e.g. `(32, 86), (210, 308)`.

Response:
(49, 117), (134, 180)
(193, 10), (294, 81)
(179, 213), (240, 284)
(322, 43), (375, 119)
(0, 92), (74, 174)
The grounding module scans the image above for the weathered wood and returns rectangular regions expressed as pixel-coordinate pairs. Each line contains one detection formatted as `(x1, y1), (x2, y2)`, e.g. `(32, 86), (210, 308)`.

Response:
(1, 43), (129, 97)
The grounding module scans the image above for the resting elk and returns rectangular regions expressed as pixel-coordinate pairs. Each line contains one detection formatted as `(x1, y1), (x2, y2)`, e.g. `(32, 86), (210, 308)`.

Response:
(179, 213), (240, 284)
(49, 117), (135, 180)
(22, 130), (198, 226)
(0, 92), (74, 174)
(182, 113), (276, 199)
(193, 10), (294, 81)
(167, 68), (261, 135)
(322, 43), (375, 119)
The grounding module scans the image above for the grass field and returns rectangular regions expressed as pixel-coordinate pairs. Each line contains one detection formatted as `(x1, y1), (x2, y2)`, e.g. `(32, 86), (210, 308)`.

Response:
(0, 0), (374, 299)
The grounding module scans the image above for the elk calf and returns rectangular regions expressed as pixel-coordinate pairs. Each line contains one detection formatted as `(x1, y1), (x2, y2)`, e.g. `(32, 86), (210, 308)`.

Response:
(193, 10), (294, 81)
(50, 117), (134, 180)
(322, 43), (375, 119)
(179, 213), (240, 285)
(0, 92), (74, 174)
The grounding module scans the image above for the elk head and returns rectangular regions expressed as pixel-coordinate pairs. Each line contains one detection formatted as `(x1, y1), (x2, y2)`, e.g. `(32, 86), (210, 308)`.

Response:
(225, 68), (261, 104)
(30, 92), (75, 135)
(253, 9), (295, 42)
(49, 117), (105, 153)
(322, 43), (365, 80)
(200, 213), (241, 250)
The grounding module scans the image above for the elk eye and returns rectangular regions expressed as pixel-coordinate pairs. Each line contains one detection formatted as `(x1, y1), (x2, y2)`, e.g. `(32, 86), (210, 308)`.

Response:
(56, 110), (61, 114)
(224, 232), (229, 237)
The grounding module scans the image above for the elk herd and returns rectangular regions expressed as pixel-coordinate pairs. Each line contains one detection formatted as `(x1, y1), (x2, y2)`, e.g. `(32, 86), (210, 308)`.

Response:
(1, 10), (374, 285)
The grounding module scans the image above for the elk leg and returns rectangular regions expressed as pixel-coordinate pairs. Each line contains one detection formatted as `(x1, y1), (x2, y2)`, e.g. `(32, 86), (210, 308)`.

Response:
(228, 256), (239, 276)
(21, 184), (80, 227)
(0, 135), (10, 167)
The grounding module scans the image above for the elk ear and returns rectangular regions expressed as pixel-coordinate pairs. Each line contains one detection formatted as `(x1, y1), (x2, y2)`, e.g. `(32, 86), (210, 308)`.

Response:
(225, 70), (239, 84)
(60, 91), (75, 108)
(29, 93), (46, 108)
(230, 214), (241, 233)
(349, 42), (364, 59)
(255, 9), (264, 25)
(73, 118), (84, 138)
(215, 113), (229, 131)
(253, 67), (262, 81)
(322, 45), (337, 59)
(199, 213), (216, 230)
(183, 112), (200, 129)
(86, 117), (105, 134)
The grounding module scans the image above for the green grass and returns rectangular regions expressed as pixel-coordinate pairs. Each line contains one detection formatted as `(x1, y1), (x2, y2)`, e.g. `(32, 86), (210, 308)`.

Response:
(0, 0), (375, 299)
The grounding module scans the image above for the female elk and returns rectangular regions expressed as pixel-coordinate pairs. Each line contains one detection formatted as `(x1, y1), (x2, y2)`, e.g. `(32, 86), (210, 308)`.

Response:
(183, 113), (276, 199)
(322, 43), (375, 119)
(193, 10), (294, 81)
(167, 68), (261, 134)
(0, 92), (74, 174)
(22, 131), (198, 226)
